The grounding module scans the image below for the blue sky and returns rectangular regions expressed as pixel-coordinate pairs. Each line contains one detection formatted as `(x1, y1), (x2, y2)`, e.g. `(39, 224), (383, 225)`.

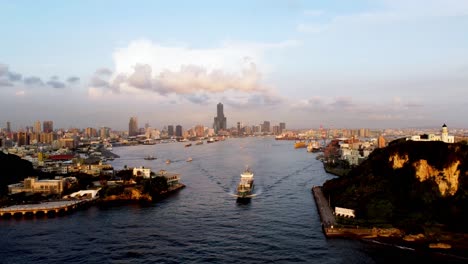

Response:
(1, 0), (468, 130)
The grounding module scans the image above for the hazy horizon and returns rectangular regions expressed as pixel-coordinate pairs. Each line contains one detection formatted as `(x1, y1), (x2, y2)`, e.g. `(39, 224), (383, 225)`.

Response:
(1, 1), (468, 130)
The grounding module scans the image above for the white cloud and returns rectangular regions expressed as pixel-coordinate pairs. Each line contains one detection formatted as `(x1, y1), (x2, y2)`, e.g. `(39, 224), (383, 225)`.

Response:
(89, 39), (298, 104)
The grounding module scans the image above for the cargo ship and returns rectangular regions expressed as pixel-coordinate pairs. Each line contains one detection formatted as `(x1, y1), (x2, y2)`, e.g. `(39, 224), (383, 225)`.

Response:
(237, 167), (254, 200)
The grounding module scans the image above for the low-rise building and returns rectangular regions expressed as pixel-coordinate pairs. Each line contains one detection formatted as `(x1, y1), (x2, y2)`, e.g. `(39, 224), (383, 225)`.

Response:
(8, 177), (65, 195)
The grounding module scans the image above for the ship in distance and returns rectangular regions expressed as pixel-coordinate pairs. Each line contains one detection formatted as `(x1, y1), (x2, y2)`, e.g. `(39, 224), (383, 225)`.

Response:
(236, 167), (254, 200)
(294, 141), (307, 149)
(144, 155), (156, 160)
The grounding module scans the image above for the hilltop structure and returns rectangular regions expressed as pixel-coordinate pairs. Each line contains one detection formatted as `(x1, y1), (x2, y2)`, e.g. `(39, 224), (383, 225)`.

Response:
(407, 123), (454, 143)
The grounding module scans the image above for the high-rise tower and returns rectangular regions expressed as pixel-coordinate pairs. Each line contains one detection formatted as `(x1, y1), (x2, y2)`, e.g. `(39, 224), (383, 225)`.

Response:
(129, 117), (138, 136)
(213, 102), (227, 134)
(43, 121), (53, 133)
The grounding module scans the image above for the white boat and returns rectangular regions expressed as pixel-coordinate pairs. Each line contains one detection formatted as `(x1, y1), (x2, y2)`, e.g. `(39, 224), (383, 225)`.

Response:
(186, 157), (193, 162)
(237, 167), (254, 199)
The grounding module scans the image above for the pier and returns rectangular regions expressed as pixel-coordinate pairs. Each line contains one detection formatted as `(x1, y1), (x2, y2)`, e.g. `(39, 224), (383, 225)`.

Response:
(311, 186), (336, 233)
(0, 199), (92, 218)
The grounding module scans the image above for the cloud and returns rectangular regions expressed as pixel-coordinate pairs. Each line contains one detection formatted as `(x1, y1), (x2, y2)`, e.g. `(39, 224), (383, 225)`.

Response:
(184, 93), (211, 104)
(88, 39), (296, 101)
(46, 79), (66, 89)
(8, 72), (22, 82)
(24, 76), (45, 86)
(95, 68), (112, 76)
(0, 79), (13, 87)
(0, 63), (23, 86)
(66, 76), (80, 84)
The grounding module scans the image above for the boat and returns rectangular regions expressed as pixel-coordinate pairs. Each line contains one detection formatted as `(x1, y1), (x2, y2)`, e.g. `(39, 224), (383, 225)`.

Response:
(166, 159), (171, 164)
(185, 143), (192, 147)
(294, 141), (307, 149)
(144, 155), (156, 160)
(207, 138), (215, 143)
(186, 157), (193, 162)
(195, 140), (203, 145)
(236, 167), (254, 200)
(307, 141), (321, 153)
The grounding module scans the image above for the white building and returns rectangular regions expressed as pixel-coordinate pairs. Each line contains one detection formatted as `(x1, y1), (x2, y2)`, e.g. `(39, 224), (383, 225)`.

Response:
(407, 124), (454, 143)
(133, 166), (151, 178)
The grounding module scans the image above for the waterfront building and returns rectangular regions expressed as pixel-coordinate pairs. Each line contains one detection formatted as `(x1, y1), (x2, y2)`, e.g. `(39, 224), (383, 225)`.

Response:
(272, 125), (280, 135)
(195, 125), (204, 138)
(6, 121), (11, 133)
(262, 121), (271, 133)
(100, 127), (110, 139)
(43, 121), (53, 133)
(279, 122), (286, 133)
(133, 166), (151, 178)
(168, 125), (174, 137)
(8, 177), (65, 195)
(129, 117), (138, 136)
(213, 102), (227, 134)
(155, 170), (180, 188)
(175, 125), (182, 138)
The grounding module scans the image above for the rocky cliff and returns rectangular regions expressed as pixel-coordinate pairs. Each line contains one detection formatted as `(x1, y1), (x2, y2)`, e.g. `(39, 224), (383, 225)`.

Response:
(322, 140), (468, 233)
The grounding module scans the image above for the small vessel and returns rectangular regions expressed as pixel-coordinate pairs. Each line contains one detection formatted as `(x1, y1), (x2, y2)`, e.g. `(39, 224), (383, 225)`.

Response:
(237, 167), (254, 200)
(144, 155), (156, 160)
(195, 140), (203, 145)
(186, 157), (193, 162)
(207, 138), (215, 143)
(307, 141), (321, 153)
(294, 141), (307, 149)
(166, 159), (171, 164)
(185, 143), (192, 147)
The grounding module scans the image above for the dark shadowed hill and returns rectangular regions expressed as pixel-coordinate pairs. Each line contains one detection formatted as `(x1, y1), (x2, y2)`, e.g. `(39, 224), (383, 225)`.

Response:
(0, 152), (36, 195)
(322, 140), (468, 233)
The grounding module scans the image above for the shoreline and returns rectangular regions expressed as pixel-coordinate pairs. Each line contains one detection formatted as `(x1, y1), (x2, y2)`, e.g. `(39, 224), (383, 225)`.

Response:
(311, 186), (468, 260)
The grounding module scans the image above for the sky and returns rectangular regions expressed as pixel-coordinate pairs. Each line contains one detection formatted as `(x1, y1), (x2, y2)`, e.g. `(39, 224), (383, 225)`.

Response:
(1, 0), (468, 130)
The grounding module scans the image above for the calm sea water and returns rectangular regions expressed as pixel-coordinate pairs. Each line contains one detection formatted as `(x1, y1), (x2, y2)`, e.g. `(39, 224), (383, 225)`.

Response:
(0, 137), (461, 263)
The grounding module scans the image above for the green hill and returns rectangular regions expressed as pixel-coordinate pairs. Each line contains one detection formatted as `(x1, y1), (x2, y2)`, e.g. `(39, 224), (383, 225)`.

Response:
(322, 140), (468, 233)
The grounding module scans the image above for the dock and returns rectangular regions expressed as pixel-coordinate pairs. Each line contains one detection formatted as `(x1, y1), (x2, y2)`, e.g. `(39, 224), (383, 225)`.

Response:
(311, 186), (336, 232)
(0, 199), (93, 217)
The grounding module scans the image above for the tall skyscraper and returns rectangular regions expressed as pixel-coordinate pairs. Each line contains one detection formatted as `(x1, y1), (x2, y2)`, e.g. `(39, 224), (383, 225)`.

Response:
(262, 121), (270, 133)
(43, 121), (53, 133)
(34, 120), (41, 133)
(213, 102), (227, 134)
(279, 122), (286, 133)
(129, 117), (138, 136)
(168, 125), (174, 137)
(6, 121), (11, 133)
(175, 125), (183, 138)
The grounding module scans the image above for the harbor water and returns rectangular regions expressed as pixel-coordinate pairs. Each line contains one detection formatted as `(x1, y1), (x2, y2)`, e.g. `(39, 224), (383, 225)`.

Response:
(0, 137), (458, 263)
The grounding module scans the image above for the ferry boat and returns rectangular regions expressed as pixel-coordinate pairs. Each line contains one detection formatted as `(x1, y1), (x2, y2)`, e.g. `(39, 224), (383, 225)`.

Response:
(294, 141), (307, 149)
(144, 155), (156, 160)
(207, 138), (215, 143)
(237, 167), (254, 200)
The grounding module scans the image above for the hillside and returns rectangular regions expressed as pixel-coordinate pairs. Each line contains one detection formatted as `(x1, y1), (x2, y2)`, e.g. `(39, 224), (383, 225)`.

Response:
(322, 140), (468, 233)
(0, 152), (37, 195)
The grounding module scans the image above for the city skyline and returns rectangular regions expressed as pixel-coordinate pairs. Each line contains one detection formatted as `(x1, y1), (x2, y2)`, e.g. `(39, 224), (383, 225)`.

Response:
(1, 1), (468, 129)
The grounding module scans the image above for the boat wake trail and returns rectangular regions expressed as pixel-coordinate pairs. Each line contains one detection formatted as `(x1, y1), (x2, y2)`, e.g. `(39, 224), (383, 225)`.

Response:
(265, 162), (316, 190)
(196, 164), (231, 193)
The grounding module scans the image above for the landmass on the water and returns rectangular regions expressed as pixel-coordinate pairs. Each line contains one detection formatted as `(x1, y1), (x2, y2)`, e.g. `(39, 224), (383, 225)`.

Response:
(319, 140), (468, 255)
